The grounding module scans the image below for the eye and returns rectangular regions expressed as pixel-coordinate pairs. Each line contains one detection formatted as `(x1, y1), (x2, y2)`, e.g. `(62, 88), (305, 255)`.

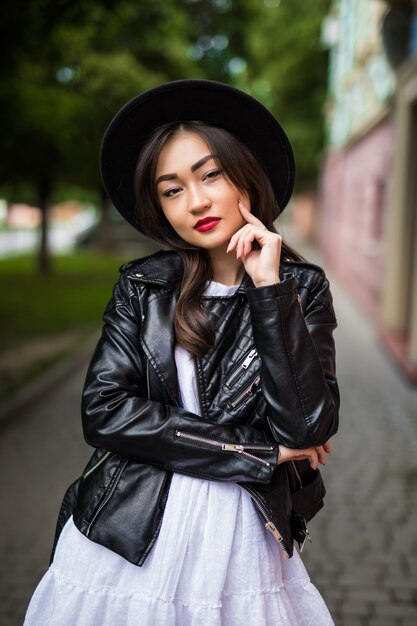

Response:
(162, 186), (182, 198)
(203, 169), (223, 181)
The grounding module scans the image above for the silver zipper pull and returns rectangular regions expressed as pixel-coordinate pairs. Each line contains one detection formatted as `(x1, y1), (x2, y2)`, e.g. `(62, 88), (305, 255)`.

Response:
(247, 375), (261, 395)
(265, 521), (289, 558)
(222, 443), (244, 453)
(298, 530), (312, 553)
(265, 521), (282, 539)
(242, 348), (258, 369)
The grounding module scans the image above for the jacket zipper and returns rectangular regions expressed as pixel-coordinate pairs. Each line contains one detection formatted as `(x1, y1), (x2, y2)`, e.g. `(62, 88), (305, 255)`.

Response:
(225, 348), (258, 388)
(288, 461), (312, 552)
(82, 450), (114, 480)
(193, 358), (205, 417)
(175, 430), (274, 467)
(146, 358), (151, 400)
(227, 374), (261, 409)
(290, 460), (303, 490)
(85, 459), (129, 537)
(242, 485), (289, 558)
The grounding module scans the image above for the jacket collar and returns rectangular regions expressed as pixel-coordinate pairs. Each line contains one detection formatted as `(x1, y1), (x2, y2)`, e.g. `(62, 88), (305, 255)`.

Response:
(121, 250), (254, 293)
(121, 250), (183, 286)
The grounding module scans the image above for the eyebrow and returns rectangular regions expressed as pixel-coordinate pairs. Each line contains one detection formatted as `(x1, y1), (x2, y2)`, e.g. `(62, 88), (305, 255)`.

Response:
(156, 154), (218, 186)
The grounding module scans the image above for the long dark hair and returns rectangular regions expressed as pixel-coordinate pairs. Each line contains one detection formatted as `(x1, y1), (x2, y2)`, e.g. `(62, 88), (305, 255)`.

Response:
(134, 121), (303, 358)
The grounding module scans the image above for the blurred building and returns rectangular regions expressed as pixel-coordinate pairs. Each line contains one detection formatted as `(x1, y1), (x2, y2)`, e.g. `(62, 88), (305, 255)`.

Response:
(319, 0), (417, 382)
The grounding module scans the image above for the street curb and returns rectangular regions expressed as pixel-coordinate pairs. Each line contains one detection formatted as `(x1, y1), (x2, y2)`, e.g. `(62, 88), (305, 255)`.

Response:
(0, 334), (98, 427)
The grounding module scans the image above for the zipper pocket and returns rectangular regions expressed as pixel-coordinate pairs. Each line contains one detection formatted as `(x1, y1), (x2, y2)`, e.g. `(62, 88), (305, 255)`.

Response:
(82, 451), (114, 480)
(225, 348), (259, 388)
(227, 374), (261, 410)
(242, 485), (289, 558)
(86, 458), (128, 537)
(175, 430), (274, 467)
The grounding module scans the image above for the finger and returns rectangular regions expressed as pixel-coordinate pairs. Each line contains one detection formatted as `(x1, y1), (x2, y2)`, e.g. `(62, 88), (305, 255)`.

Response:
(226, 234), (238, 253)
(309, 449), (319, 471)
(315, 446), (326, 465)
(235, 231), (246, 258)
(238, 224), (274, 257)
(230, 224), (257, 256)
(238, 200), (267, 230)
(239, 231), (257, 258)
(227, 223), (250, 253)
(323, 441), (332, 454)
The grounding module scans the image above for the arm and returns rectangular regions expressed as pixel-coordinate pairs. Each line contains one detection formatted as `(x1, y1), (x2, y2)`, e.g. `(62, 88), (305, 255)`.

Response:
(226, 201), (339, 450)
(82, 274), (278, 484)
(246, 270), (339, 448)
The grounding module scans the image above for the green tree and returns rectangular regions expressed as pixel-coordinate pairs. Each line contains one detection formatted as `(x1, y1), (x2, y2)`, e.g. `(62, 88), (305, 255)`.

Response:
(0, 0), (330, 272)
(55, 1), (199, 249)
(183, 0), (261, 85)
(0, 0), (198, 270)
(247, 0), (331, 187)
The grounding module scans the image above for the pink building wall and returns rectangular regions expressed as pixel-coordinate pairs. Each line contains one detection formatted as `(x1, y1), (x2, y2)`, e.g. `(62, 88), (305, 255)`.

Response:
(318, 119), (393, 320)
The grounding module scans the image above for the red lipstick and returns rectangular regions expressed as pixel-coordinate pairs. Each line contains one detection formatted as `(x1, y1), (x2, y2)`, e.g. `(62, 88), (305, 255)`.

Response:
(194, 216), (221, 232)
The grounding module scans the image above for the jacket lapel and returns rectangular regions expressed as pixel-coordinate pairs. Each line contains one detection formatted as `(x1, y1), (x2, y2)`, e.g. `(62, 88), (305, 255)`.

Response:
(140, 290), (180, 406)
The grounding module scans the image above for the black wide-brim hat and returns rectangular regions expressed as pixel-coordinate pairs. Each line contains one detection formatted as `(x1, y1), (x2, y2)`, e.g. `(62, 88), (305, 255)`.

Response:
(100, 79), (295, 233)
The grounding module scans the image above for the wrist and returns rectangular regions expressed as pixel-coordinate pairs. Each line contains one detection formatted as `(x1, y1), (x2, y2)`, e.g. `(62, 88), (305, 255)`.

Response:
(254, 275), (280, 288)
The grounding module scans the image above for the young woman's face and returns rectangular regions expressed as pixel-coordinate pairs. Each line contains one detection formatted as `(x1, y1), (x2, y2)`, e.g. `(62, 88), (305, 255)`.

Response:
(155, 131), (250, 251)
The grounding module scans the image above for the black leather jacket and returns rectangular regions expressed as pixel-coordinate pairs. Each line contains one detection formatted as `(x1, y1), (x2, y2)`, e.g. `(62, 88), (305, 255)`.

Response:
(57, 250), (339, 566)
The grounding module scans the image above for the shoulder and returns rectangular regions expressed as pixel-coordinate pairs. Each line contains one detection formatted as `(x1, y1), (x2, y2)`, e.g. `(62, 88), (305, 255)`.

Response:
(103, 250), (182, 319)
(280, 258), (327, 288)
(119, 250), (180, 275)
(118, 250), (183, 286)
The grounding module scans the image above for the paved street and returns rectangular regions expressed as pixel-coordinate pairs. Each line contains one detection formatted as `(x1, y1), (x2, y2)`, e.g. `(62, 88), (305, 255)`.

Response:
(302, 269), (417, 626)
(1, 268), (417, 625)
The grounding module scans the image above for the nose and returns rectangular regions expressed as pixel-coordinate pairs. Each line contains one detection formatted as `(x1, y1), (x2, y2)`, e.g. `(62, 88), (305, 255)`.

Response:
(188, 183), (211, 213)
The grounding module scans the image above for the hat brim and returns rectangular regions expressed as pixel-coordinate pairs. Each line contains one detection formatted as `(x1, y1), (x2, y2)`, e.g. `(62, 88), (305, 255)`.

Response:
(100, 79), (295, 233)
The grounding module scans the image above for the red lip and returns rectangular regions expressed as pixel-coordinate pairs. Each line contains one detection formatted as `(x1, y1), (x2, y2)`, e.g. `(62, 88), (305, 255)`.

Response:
(194, 216), (221, 231)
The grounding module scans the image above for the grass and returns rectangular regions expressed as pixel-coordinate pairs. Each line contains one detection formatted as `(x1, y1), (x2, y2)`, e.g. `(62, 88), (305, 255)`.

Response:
(0, 251), (129, 352)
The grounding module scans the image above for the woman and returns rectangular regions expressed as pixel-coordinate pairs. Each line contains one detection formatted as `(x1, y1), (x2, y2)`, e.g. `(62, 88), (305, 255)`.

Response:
(24, 80), (339, 625)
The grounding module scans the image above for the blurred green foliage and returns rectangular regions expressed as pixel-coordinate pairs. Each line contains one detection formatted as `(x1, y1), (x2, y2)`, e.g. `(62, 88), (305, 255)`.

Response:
(0, 252), (126, 351)
(0, 0), (330, 208)
(248, 0), (331, 185)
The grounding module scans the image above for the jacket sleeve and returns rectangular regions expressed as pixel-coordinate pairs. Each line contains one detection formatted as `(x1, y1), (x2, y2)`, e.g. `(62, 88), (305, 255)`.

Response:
(81, 275), (278, 485)
(246, 269), (339, 448)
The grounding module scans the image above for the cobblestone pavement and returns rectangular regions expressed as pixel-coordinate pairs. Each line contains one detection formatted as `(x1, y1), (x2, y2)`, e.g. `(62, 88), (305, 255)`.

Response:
(1, 269), (417, 625)
(301, 268), (417, 626)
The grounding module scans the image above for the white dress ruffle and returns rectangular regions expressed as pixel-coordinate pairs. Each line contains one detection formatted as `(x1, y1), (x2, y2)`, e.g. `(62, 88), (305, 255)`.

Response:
(24, 281), (334, 625)
(24, 477), (333, 626)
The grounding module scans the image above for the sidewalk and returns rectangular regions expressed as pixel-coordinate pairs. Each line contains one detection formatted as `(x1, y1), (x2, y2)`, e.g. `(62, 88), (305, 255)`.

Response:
(297, 245), (417, 625)
(287, 231), (417, 625)
(1, 241), (417, 625)
(0, 331), (100, 425)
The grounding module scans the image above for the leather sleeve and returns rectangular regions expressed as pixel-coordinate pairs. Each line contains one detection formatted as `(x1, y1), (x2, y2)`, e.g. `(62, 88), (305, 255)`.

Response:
(246, 270), (339, 448)
(81, 275), (277, 485)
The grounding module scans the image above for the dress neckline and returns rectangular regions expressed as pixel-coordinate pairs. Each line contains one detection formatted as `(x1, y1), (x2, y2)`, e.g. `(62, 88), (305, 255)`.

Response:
(204, 280), (240, 296)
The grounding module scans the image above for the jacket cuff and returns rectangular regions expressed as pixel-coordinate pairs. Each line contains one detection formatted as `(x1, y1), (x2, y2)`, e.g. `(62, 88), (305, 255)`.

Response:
(246, 275), (298, 304)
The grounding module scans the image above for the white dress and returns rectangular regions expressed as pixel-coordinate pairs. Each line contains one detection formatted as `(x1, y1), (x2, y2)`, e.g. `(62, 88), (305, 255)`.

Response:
(24, 281), (334, 626)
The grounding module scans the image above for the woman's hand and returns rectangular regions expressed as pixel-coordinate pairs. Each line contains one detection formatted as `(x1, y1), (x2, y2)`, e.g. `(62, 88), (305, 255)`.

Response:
(226, 200), (283, 287)
(277, 441), (333, 470)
